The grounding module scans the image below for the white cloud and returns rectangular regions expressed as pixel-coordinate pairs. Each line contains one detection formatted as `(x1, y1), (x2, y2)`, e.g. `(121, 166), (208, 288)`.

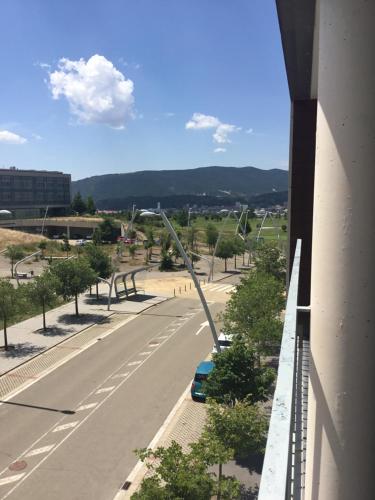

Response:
(0, 130), (27, 144)
(245, 128), (254, 134)
(49, 54), (135, 128)
(186, 113), (220, 130)
(214, 147), (226, 153)
(165, 112), (175, 118)
(186, 112), (240, 144)
(32, 133), (43, 141)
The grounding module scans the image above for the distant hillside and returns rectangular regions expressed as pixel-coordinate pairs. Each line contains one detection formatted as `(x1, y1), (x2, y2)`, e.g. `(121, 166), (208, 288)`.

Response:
(72, 166), (288, 202)
(96, 191), (288, 210)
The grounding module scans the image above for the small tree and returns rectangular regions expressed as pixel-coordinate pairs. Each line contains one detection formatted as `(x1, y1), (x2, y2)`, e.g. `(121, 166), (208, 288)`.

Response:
(98, 218), (118, 243)
(133, 441), (215, 500)
(174, 210), (189, 227)
(92, 227), (102, 245)
(159, 229), (172, 252)
(232, 236), (245, 269)
(204, 340), (275, 405)
(51, 258), (97, 315)
(216, 239), (234, 272)
(71, 192), (87, 215)
(60, 234), (71, 257)
(5, 245), (25, 278)
(38, 240), (48, 258)
(159, 251), (173, 271)
(0, 279), (19, 350)
(26, 271), (60, 331)
(254, 241), (286, 282)
(203, 399), (268, 459)
(128, 244), (137, 260)
(86, 195), (96, 215)
(222, 269), (285, 349)
(84, 244), (113, 299)
(206, 223), (219, 253)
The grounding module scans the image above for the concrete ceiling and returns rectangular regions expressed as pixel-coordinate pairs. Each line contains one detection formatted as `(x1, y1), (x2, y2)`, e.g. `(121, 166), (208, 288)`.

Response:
(276, 0), (317, 100)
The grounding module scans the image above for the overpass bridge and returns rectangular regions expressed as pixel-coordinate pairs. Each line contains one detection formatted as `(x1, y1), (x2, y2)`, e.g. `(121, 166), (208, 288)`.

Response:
(0, 217), (103, 239)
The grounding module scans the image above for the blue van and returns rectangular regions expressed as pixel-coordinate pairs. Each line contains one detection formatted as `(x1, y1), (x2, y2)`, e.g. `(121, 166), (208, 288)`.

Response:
(191, 361), (214, 401)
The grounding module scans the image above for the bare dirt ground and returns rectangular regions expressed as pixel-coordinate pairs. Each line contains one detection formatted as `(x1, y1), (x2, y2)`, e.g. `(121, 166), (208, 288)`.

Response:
(0, 228), (47, 250)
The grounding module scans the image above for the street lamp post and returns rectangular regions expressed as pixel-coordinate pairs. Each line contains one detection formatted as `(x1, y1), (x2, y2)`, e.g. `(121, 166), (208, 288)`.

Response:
(141, 209), (221, 353)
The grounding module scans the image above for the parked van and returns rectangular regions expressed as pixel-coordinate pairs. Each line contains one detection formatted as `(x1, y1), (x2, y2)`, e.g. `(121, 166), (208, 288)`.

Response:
(211, 332), (233, 354)
(191, 361), (214, 401)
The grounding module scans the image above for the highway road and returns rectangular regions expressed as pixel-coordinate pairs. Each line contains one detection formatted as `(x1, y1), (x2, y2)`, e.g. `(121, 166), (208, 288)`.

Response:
(0, 277), (239, 499)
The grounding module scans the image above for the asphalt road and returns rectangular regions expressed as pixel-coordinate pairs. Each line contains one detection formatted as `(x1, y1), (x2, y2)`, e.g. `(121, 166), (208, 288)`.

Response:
(0, 290), (229, 500)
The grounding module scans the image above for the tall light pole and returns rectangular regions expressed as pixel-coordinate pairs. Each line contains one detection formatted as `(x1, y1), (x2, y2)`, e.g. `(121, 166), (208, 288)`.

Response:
(141, 209), (221, 353)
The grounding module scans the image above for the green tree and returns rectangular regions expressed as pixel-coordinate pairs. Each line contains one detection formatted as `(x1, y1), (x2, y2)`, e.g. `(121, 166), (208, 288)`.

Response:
(92, 227), (102, 245)
(159, 251), (173, 271)
(86, 195), (96, 215)
(128, 244), (137, 260)
(232, 236), (245, 269)
(174, 210), (189, 227)
(159, 229), (172, 252)
(84, 244), (113, 299)
(222, 270), (284, 354)
(206, 223), (219, 253)
(144, 228), (155, 261)
(0, 279), (19, 350)
(216, 239), (234, 272)
(254, 241), (286, 281)
(98, 218), (118, 243)
(25, 271), (60, 331)
(5, 245), (25, 278)
(38, 240), (47, 258)
(51, 258), (97, 316)
(133, 441), (215, 500)
(60, 234), (71, 257)
(203, 399), (268, 459)
(71, 192), (87, 215)
(186, 225), (198, 252)
(204, 340), (275, 405)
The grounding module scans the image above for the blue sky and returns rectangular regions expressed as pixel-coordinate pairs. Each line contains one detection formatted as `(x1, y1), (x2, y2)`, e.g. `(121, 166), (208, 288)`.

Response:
(0, 0), (290, 180)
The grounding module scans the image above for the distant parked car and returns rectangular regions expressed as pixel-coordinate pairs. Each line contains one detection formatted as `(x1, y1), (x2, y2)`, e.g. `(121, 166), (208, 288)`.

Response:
(76, 239), (87, 246)
(211, 332), (233, 354)
(191, 360), (214, 401)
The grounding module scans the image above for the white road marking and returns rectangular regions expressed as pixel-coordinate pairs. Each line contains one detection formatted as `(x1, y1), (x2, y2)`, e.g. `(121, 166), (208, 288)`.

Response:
(53, 421), (79, 432)
(0, 474), (25, 486)
(0, 303), (215, 497)
(195, 321), (209, 336)
(76, 403), (98, 411)
(139, 351), (152, 356)
(25, 445), (55, 457)
(96, 386), (115, 394)
(0, 314), (138, 405)
(157, 335), (169, 339)
(112, 372), (129, 379)
(127, 361), (142, 367)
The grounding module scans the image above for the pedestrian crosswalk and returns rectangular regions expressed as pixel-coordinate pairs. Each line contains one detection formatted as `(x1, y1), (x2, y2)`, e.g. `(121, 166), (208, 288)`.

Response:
(201, 283), (236, 293)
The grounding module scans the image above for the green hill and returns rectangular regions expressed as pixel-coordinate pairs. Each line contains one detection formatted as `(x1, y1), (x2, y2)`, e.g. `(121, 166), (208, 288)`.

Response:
(72, 166), (288, 202)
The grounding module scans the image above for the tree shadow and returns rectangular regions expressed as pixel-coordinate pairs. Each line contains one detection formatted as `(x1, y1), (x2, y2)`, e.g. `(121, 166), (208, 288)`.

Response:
(124, 294), (158, 303)
(0, 342), (45, 359)
(33, 326), (76, 337)
(56, 313), (110, 325)
(239, 484), (259, 499)
(235, 452), (264, 474)
(83, 296), (109, 306)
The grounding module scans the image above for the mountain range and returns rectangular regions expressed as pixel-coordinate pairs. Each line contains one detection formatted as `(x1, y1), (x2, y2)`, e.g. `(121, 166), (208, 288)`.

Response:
(72, 166), (288, 207)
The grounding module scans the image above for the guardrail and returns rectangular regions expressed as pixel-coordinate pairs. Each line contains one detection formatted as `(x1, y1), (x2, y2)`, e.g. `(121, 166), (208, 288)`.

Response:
(258, 239), (303, 500)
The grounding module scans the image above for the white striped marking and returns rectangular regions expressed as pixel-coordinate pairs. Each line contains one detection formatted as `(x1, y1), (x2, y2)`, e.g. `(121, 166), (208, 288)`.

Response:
(96, 386), (115, 394)
(53, 421), (79, 432)
(157, 335), (169, 339)
(0, 474), (25, 486)
(25, 445), (55, 457)
(76, 402), (98, 411)
(127, 361), (142, 367)
(139, 351), (152, 356)
(112, 372), (129, 379)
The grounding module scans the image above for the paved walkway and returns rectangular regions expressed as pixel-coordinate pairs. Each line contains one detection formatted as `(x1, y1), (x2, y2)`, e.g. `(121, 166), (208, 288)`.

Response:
(0, 284), (169, 376)
(117, 387), (261, 499)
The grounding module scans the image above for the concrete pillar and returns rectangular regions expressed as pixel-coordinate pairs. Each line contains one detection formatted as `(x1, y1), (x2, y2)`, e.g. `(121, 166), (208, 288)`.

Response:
(287, 99), (317, 308)
(305, 1), (375, 499)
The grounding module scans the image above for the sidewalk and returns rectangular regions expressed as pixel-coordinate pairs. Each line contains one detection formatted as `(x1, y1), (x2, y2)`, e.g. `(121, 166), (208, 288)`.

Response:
(0, 283), (169, 376)
(116, 386), (261, 499)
